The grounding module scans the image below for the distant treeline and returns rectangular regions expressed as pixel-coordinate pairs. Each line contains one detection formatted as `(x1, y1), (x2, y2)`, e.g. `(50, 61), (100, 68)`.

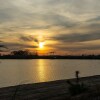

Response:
(0, 50), (100, 59)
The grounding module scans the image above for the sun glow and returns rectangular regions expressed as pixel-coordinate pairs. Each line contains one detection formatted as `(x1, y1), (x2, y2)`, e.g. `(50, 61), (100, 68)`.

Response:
(39, 42), (45, 49)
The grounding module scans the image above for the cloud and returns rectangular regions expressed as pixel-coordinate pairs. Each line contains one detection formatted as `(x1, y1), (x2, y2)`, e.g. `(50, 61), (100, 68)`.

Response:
(0, 0), (100, 54)
(51, 32), (100, 43)
(0, 0), (99, 35)
(20, 35), (39, 42)
(0, 44), (7, 50)
(47, 41), (100, 52)
(58, 44), (100, 51)
(0, 42), (38, 51)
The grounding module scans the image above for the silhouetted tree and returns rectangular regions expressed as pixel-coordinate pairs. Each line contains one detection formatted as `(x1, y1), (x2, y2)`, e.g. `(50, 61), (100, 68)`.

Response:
(11, 50), (30, 56)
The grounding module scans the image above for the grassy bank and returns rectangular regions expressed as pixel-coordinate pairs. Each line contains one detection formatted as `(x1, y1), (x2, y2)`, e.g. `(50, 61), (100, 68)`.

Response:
(0, 75), (100, 100)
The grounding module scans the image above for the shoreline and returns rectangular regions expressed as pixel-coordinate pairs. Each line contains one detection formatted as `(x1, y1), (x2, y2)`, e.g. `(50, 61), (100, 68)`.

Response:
(0, 55), (100, 60)
(0, 75), (100, 99)
(0, 58), (100, 60)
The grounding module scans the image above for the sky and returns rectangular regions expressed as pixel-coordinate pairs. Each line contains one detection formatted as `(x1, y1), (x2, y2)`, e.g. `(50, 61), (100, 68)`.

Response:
(0, 0), (100, 55)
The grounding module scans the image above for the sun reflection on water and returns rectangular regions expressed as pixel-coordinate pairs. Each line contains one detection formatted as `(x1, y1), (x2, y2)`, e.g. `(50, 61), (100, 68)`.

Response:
(38, 60), (46, 82)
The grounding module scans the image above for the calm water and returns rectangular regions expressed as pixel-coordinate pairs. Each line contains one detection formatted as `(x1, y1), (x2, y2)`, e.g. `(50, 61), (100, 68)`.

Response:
(0, 59), (100, 87)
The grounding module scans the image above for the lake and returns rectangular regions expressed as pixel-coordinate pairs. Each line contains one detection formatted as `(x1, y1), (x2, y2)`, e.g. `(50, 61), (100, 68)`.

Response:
(0, 59), (100, 87)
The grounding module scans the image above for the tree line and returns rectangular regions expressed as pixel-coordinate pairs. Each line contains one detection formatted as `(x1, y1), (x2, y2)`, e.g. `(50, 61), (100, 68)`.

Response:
(0, 50), (100, 59)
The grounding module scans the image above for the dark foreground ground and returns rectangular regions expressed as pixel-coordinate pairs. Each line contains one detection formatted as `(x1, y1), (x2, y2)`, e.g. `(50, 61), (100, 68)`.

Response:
(0, 75), (100, 100)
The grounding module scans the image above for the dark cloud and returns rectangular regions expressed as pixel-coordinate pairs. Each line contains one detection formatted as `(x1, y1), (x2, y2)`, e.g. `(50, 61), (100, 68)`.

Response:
(0, 42), (38, 51)
(51, 32), (100, 43)
(20, 35), (39, 43)
(0, 45), (6, 48)
(87, 16), (100, 22)
(48, 43), (100, 52)
(59, 45), (100, 51)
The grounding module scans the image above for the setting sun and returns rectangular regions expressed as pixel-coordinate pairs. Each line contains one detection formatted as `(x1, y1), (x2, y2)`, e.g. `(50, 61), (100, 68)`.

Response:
(39, 42), (45, 49)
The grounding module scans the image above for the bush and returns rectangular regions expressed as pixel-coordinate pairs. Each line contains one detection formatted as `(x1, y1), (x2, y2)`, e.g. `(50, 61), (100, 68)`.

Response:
(68, 83), (88, 96)
(67, 71), (88, 96)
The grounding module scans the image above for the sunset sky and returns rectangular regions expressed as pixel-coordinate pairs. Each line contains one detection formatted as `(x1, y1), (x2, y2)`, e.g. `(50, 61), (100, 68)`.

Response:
(0, 0), (100, 55)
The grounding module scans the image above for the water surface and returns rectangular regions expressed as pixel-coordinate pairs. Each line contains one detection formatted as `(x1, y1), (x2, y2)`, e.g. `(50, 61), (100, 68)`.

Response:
(0, 59), (100, 87)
